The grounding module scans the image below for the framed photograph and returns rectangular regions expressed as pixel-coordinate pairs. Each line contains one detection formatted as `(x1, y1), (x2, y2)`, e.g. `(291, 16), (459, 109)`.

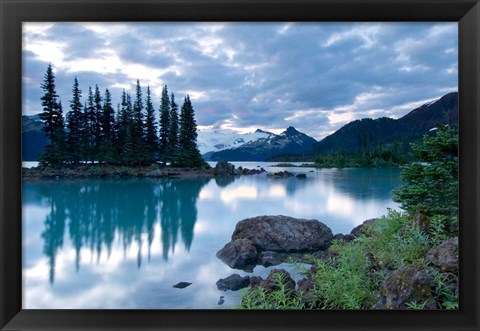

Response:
(1, 0), (479, 330)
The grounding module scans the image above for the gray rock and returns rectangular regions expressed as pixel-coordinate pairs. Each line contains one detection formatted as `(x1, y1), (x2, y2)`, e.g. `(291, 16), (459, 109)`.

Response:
(267, 171), (294, 178)
(264, 269), (296, 293)
(216, 238), (258, 271)
(425, 237), (458, 274)
(332, 233), (355, 243)
(297, 278), (317, 307)
(350, 218), (379, 238)
(173, 282), (192, 289)
(232, 215), (333, 252)
(213, 160), (235, 177)
(372, 267), (434, 309)
(296, 173), (307, 179)
(249, 276), (265, 288)
(242, 168), (262, 175)
(216, 274), (251, 291)
(245, 270), (296, 294)
(258, 251), (286, 267)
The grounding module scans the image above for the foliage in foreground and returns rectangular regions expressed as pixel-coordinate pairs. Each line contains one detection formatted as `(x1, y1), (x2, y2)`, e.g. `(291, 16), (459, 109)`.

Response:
(239, 209), (457, 310)
(239, 126), (458, 310)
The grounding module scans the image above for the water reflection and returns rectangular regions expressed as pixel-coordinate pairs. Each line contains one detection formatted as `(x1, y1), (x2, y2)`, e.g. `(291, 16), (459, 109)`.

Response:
(34, 179), (210, 283)
(23, 167), (403, 308)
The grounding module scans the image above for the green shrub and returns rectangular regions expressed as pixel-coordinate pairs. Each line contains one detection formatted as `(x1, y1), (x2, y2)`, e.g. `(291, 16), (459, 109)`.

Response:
(309, 241), (375, 309)
(357, 210), (429, 270)
(238, 273), (303, 309)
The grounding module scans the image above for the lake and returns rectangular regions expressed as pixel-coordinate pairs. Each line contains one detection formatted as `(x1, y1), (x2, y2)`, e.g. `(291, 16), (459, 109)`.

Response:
(22, 163), (403, 309)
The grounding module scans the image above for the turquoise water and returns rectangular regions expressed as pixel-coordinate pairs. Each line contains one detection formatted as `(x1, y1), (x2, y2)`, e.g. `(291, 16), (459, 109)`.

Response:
(22, 165), (402, 309)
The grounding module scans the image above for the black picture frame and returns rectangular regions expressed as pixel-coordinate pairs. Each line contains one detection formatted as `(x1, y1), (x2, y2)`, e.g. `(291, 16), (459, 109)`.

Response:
(1, 0), (479, 330)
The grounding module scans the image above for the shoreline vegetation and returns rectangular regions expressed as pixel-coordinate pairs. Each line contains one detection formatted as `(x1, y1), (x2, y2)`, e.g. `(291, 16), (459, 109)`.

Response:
(223, 125), (458, 310)
(22, 160), (267, 181)
(32, 64), (458, 310)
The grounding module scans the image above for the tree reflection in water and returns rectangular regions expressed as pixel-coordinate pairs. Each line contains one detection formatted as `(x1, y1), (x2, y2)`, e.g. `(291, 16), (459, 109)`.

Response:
(37, 178), (210, 283)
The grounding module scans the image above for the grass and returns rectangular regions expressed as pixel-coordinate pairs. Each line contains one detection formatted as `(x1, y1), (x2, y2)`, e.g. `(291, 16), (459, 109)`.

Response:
(238, 209), (457, 310)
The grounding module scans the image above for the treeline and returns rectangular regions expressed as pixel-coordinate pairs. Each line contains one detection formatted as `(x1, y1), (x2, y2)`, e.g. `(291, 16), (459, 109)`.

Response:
(38, 64), (204, 167)
(314, 138), (411, 168)
(268, 138), (412, 167)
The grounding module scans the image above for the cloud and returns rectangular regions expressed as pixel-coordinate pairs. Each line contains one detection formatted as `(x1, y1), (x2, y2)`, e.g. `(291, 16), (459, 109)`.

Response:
(23, 22), (457, 139)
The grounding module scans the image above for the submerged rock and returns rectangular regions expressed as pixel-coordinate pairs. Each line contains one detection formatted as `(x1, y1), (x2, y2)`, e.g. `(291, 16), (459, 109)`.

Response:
(296, 173), (307, 179)
(267, 171), (294, 178)
(216, 274), (251, 291)
(173, 282), (192, 289)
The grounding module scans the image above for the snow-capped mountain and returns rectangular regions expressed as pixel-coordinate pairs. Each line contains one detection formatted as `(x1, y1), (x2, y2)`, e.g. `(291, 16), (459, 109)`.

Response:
(203, 126), (318, 161)
(197, 128), (274, 155)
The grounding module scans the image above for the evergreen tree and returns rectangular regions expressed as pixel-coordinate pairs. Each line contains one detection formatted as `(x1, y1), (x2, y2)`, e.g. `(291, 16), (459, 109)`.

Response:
(178, 95), (204, 167)
(393, 125), (458, 218)
(52, 100), (67, 163)
(159, 85), (170, 157)
(39, 64), (65, 165)
(100, 88), (116, 163)
(132, 80), (146, 164)
(144, 86), (158, 164)
(112, 103), (123, 164)
(66, 77), (84, 164)
(83, 87), (96, 162)
(123, 93), (136, 165)
(166, 93), (179, 163)
(93, 85), (103, 156)
(115, 90), (129, 164)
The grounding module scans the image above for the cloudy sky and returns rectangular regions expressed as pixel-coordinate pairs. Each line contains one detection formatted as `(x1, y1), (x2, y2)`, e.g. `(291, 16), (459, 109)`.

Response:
(22, 22), (457, 140)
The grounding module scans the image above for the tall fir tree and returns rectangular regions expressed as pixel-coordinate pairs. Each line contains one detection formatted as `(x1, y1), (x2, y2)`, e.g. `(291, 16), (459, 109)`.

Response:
(53, 100), (67, 163)
(102, 89), (115, 142)
(115, 90), (129, 163)
(100, 88), (116, 163)
(123, 93), (136, 165)
(132, 80), (146, 164)
(166, 93), (179, 163)
(178, 95), (204, 167)
(39, 64), (65, 165)
(93, 85), (103, 155)
(159, 85), (170, 158)
(83, 87), (96, 162)
(144, 86), (158, 164)
(66, 77), (84, 164)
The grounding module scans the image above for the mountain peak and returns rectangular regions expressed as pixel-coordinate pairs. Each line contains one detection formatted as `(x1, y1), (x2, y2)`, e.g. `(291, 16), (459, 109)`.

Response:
(255, 128), (271, 134)
(282, 126), (299, 135)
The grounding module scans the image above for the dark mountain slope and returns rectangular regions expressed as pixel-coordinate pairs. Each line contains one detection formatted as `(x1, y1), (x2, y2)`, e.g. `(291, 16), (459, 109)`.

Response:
(208, 126), (317, 161)
(313, 92), (458, 155)
(22, 115), (49, 161)
(398, 92), (458, 134)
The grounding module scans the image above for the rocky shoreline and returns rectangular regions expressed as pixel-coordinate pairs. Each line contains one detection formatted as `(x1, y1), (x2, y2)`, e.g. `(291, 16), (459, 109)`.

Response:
(215, 215), (459, 309)
(216, 215), (371, 272)
(21, 160), (268, 181)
